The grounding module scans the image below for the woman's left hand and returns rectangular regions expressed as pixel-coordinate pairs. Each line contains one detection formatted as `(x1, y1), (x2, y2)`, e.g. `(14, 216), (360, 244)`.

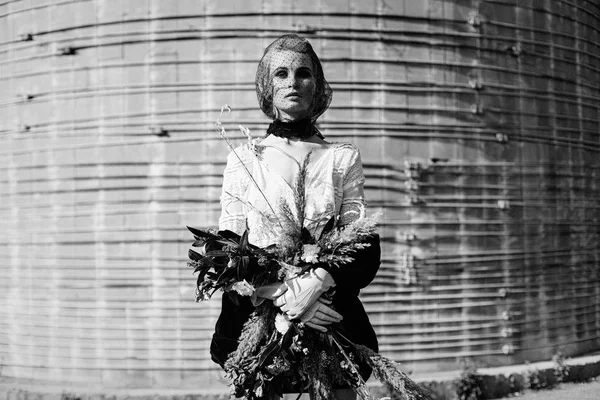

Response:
(299, 298), (343, 332)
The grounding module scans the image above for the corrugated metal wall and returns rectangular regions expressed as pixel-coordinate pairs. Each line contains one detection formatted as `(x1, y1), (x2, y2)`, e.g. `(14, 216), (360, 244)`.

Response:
(1, 0), (599, 390)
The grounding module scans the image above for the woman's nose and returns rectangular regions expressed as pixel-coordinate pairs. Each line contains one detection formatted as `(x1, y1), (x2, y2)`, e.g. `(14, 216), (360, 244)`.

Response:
(290, 75), (300, 88)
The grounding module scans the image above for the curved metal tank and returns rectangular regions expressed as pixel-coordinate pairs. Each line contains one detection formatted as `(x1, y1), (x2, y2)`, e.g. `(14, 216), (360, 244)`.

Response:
(1, 0), (599, 390)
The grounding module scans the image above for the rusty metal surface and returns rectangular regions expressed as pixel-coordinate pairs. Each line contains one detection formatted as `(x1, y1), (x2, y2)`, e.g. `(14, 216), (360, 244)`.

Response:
(0, 0), (599, 389)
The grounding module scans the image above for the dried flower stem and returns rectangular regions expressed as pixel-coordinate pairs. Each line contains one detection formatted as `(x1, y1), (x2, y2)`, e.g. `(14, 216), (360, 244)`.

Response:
(215, 105), (282, 227)
(225, 302), (276, 373)
(294, 151), (312, 228)
(330, 336), (373, 400)
(352, 342), (433, 400)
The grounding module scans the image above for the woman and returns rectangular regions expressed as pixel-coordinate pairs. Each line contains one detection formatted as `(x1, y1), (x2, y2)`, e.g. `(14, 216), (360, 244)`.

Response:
(211, 34), (381, 399)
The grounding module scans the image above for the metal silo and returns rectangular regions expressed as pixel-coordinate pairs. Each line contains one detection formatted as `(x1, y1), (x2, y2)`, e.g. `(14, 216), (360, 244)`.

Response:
(0, 0), (599, 392)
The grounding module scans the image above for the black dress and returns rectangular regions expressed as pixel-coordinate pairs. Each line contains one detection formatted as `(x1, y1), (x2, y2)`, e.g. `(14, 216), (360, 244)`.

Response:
(210, 233), (381, 384)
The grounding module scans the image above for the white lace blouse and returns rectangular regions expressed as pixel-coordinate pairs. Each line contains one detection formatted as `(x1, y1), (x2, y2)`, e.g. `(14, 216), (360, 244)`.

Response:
(218, 142), (366, 248)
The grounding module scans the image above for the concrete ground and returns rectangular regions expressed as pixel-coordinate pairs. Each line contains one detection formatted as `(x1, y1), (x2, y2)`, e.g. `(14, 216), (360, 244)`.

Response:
(499, 378), (600, 400)
(1, 352), (599, 400)
(372, 351), (600, 400)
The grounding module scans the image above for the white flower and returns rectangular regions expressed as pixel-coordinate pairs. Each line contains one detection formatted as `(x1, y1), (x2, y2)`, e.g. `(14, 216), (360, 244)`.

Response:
(275, 313), (291, 334)
(239, 124), (251, 138)
(231, 279), (255, 297)
(195, 289), (211, 302)
(301, 244), (321, 264)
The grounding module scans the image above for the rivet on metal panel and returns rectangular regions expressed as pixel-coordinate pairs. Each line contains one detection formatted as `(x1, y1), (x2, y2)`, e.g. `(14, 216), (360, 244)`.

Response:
(399, 252), (416, 285)
(404, 180), (419, 191)
(497, 200), (510, 210)
(470, 104), (484, 115)
(19, 33), (33, 41)
(403, 160), (423, 179)
(149, 126), (169, 137)
(17, 94), (35, 102)
(402, 271), (412, 285)
(401, 253), (415, 268)
(501, 327), (514, 338)
(403, 194), (421, 206)
(495, 133), (509, 143)
(403, 232), (416, 242)
(468, 78), (483, 90)
(57, 46), (77, 56)
(502, 344), (515, 355)
(429, 157), (449, 164)
(466, 13), (482, 28)
(507, 44), (522, 57)
(403, 160), (425, 205)
(293, 20), (314, 33)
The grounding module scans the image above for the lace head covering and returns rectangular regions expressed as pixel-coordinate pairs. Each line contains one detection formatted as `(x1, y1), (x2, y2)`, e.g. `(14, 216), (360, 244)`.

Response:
(255, 34), (333, 122)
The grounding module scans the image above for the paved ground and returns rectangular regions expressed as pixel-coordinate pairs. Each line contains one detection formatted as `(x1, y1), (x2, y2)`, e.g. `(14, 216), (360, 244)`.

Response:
(499, 379), (600, 400)
(2, 353), (599, 400)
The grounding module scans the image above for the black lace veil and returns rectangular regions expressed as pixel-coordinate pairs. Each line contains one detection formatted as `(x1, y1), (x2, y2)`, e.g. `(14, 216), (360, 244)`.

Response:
(255, 34), (333, 122)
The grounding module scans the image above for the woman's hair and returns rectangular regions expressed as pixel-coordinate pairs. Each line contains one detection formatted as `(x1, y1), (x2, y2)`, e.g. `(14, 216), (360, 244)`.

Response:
(255, 34), (333, 122)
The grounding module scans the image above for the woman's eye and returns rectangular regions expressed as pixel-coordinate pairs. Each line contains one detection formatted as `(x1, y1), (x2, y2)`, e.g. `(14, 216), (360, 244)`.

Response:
(297, 70), (311, 79)
(275, 70), (288, 78)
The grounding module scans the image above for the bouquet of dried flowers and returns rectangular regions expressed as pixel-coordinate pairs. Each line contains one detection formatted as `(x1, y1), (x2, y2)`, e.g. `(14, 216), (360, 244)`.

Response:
(185, 106), (431, 400)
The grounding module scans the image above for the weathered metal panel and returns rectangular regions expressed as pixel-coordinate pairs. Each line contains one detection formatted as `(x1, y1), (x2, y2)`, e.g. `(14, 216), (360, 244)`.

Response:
(0, 0), (599, 389)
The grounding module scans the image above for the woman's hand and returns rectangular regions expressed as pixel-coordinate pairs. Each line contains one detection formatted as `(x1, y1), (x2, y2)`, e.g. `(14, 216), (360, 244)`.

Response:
(272, 268), (336, 319)
(299, 298), (343, 332)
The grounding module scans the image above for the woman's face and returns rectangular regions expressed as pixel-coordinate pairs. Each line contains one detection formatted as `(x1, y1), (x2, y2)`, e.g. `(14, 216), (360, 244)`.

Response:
(270, 50), (316, 121)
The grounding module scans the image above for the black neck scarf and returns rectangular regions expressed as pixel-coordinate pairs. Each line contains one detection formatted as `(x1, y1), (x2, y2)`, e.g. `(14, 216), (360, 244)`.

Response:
(266, 118), (316, 140)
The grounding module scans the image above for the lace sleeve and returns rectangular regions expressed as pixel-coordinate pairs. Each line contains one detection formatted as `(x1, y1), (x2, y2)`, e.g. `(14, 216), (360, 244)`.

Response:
(329, 144), (380, 292)
(339, 145), (366, 226)
(218, 147), (251, 235)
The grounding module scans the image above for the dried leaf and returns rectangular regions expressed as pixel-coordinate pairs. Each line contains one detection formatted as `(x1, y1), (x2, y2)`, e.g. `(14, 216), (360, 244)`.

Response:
(228, 291), (241, 306)
(205, 250), (229, 257)
(319, 215), (336, 240)
(187, 226), (217, 239)
(188, 249), (204, 261)
(256, 333), (281, 368)
(218, 229), (242, 241)
(240, 229), (250, 250)
(300, 227), (314, 244)
(192, 239), (206, 247)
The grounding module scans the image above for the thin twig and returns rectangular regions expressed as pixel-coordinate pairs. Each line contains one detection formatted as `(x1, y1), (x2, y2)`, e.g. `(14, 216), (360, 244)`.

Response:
(216, 105), (282, 228)
(224, 190), (278, 227)
(330, 335), (374, 400)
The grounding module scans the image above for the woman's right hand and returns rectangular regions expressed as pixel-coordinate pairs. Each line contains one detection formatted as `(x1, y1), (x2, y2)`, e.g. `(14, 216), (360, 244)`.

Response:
(250, 282), (288, 306)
